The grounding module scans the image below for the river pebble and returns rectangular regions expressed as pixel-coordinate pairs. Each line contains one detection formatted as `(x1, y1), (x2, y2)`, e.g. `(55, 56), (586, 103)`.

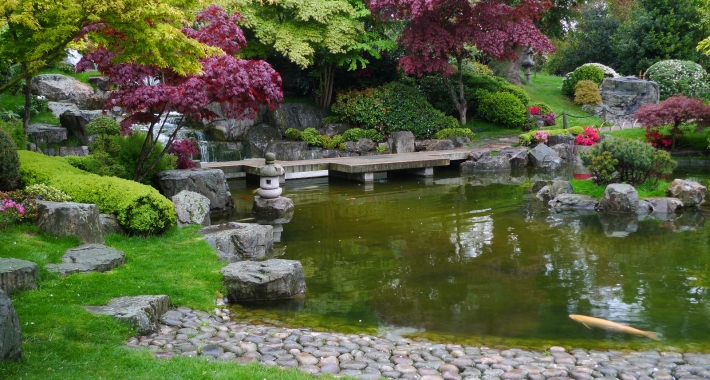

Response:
(127, 306), (710, 379)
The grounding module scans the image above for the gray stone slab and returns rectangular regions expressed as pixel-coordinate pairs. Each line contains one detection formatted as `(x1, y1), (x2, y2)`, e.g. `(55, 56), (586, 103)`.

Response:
(85, 295), (170, 334)
(0, 258), (38, 295)
(45, 244), (125, 277)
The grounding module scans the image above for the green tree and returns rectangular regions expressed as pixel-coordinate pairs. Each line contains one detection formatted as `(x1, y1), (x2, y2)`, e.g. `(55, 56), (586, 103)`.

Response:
(227, 0), (395, 109)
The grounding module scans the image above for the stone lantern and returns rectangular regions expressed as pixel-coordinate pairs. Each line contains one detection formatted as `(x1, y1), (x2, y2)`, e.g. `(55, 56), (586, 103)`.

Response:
(256, 152), (284, 199)
(253, 152), (294, 223)
(521, 47), (535, 83)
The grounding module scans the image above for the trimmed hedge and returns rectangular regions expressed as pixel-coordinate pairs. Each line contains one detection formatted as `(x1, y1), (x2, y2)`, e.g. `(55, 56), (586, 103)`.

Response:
(18, 151), (176, 235)
(476, 91), (527, 129)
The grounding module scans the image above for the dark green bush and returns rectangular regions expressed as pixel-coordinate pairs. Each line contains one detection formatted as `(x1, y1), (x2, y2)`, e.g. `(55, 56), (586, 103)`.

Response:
(476, 91), (527, 129)
(409, 72), (509, 118)
(581, 137), (677, 186)
(0, 129), (21, 191)
(284, 128), (302, 141)
(0, 118), (27, 150)
(342, 128), (384, 142)
(332, 82), (458, 138)
(19, 151), (176, 235)
(562, 65), (605, 95)
(500, 84), (530, 106)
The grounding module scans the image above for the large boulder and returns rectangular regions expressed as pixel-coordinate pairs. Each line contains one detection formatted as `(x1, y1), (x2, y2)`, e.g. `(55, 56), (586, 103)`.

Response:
(319, 123), (351, 137)
(45, 244), (125, 277)
(499, 147), (529, 168)
(59, 109), (105, 144)
(31, 74), (103, 110)
(221, 259), (306, 302)
(599, 77), (660, 122)
(551, 143), (574, 162)
(156, 169), (234, 213)
(641, 197), (684, 215)
(389, 131), (415, 154)
(26, 123), (67, 145)
(85, 295), (170, 335)
(667, 179), (707, 207)
(199, 222), (274, 262)
(47, 102), (80, 118)
(536, 180), (574, 202)
(0, 258), (38, 296)
(264, 103), (328, 133)
(0, 289), (22, 361)
(460, 156), (511, 172)
(36, 201), (104, 244)
(171, 190), (211, 227)
(528, 144), (563, 170)
(265, 141), (308, 161)
(597, 184), (639, 213)
(253, 196), (295, 223)
(243, 124), (283, 158)
(549, 194), (598, 211)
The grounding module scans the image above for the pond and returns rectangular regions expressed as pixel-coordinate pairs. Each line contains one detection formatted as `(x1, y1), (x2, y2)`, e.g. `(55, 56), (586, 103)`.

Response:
(218, 166), (710, 351)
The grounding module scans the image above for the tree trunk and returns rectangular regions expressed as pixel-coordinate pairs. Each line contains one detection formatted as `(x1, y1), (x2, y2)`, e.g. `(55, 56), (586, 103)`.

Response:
(316, 64), (336, 109)
(492, 46), (526, 85)
(442, 57), (467, 125)
(22, 72), (32, 132)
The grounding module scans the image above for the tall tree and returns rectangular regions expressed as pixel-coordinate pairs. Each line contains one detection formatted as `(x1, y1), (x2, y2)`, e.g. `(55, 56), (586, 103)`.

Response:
(227, 0), (395, 109)
(367, 0), (554, 125)
(76, 5), (283, 183)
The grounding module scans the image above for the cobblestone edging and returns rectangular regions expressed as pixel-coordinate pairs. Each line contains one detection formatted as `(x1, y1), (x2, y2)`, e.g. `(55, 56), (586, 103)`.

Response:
(129, 306), (710, 380)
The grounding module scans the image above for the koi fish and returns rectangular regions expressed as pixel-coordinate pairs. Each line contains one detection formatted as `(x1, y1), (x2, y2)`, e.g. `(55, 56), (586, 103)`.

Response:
(239, 196), (250, 201)
(569, 314), (660, 341)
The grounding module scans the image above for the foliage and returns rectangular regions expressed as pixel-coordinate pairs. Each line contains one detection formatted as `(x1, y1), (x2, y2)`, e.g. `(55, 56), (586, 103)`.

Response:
(434, 128), (475, 140)
(522, 115), (539, 132)
(574, 80), (602, 105)
(543, 112), (557, 126)
(645, 127), (674, 148)
(533, 130), (549, 144)
(476, 91), (527, 129)
(285, 128), (302, 141)
(332, 82), (457, 138)
(574, 126), (600, 146)
(581, 137), (677, 186)
(367, 0), (554, 124)
(582, 63), (620, 78)
(635, 94), (710, 150)
(301, 128), (323, 147)
(519, 127), (585, 146)
(19, 151), (176, 235)
(321, 134), (344, 149)
(562, 65), (605, 95)
(0, 189), (39, 224)
(412, 72), (507, 117)
(342, 128), (384, 142)
(25, 183), (72, 202)
(0, 118), (26, 149)
(500, 84), (531, 107)
(615, 0), (707, 76)
(167, 138), (198, 169)
(645, 60), (710, 100)
(86, 116), (121, 161)
(76, 5), (282, 183)
(0, 197), (25, 231)
(14, 95), (48, 117)
(0, 128), (22, 191)
(529, 102), (552, 116)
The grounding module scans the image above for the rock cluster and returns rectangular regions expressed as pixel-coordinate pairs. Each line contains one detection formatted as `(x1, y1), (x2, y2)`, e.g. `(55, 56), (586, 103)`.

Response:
(135, 305), (710, 380)
(157, 169), (235, 213)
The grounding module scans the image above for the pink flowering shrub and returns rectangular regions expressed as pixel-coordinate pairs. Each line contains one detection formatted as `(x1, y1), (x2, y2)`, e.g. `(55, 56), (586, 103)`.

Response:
(534, 130), (549, 144)
(0, 198), (25, 231)
(575, 126), (600, 146)
(543, 111), (556, 126)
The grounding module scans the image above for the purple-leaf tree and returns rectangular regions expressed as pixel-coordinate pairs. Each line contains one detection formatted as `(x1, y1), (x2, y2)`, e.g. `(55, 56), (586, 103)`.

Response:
(367, 0), (554, 125)
(635, 95), (710, 151)
(77, 5), (283, 183)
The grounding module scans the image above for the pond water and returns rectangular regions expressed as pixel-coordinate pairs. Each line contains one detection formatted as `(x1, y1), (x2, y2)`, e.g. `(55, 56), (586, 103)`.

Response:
(220, 166), (710, 350)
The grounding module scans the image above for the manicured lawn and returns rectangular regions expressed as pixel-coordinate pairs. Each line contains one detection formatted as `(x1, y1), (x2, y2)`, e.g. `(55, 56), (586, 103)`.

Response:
(570, 179), (671, 199)
(0, 225), (326, 380)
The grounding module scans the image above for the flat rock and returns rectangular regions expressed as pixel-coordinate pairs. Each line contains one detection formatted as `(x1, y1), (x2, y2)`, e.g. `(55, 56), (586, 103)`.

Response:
(549, 194), (598, 211)
(36, 201), (104, 244)
(221, 259), (306, 302)
(0, 258), (38, 296)
(26, 123), (67, 144)
(85, 295), (170, 335)
(460, 156), (511, 172)
(45, 244), (125, 277)
(253, 196), (294, 223)
(0, 289), (22, 360)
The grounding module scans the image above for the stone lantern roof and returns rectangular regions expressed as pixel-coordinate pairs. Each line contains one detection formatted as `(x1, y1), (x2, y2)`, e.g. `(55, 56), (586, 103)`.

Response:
(257, 152), (284, 177)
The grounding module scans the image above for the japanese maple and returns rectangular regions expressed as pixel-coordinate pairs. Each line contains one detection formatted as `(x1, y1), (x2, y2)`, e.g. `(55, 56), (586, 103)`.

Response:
(77, 5), (283, 182)
(367, 0), (554, 124)
(634, 95), (710, 151)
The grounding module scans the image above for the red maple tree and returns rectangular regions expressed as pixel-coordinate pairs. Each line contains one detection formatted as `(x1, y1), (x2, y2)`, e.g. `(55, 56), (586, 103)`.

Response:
(77, 5), (283, 182)
(635, 95), (710, 151)
(367, 0), (554, 125)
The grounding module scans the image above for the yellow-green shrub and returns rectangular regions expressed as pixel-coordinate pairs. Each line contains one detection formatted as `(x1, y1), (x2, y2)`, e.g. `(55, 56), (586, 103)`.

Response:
(574, 80), (602, 105)
(18, 151), (176, 235)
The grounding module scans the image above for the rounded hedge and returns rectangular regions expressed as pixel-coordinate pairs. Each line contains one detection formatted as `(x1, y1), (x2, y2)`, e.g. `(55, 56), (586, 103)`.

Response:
(18, 151), (176, 235)
(562, 65), (605, 95)
(574, 80), (602, 105)
(477, 91), (527, 129)
(646, 59), (710, 100)
(500, 84), (530, 106)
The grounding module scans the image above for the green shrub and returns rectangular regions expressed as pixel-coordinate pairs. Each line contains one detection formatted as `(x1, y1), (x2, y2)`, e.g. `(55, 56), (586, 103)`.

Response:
(15, 95), (49, 117)
(500, 84), (530, 106)
(24, 183), (72, 202)
(646, 59), (710, 100)
(522, 115), (539, 132)
(411, 73), (509, 117)
(332, 82), (459, 138)
(477, 91), (527, 129)
(434, 128), (475, 140)
(321, 135), (344, 149)
(19, 151), (177, 235)
(342, 128), (384, 142)
(301, 128), (322, 147)
(284, 128), (302, 141)
(574, 80), (602, 105)
(581, 63), (619, 78)
(0, 129), (22, 191)
(108, 132), (176, 184)
(562, 65), (605, 95)
(530, 102), (553, 116)
(567, 126), (585, 135)
(0, 118), (27, 150)
(580, 137), (677, 186)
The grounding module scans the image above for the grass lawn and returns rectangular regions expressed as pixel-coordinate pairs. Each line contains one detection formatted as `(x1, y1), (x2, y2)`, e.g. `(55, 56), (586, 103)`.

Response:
(570, 179), (671, 199)
(0, 225), (327, 380)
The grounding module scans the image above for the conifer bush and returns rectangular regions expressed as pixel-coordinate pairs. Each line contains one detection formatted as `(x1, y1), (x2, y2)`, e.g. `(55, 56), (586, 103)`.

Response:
(574, 80), (602, 105)
(0, 129), (21, 191)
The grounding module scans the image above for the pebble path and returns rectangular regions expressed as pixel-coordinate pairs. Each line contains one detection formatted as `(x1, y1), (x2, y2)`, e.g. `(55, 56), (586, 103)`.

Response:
(127, 305), (710, 380)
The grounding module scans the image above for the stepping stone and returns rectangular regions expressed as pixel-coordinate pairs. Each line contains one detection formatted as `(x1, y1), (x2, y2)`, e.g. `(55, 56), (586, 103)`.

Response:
(85, 295), (170, 335)
(45, 244), (125, 277)
(221, 259), (306, 302)
(0, 258), (39, 295)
